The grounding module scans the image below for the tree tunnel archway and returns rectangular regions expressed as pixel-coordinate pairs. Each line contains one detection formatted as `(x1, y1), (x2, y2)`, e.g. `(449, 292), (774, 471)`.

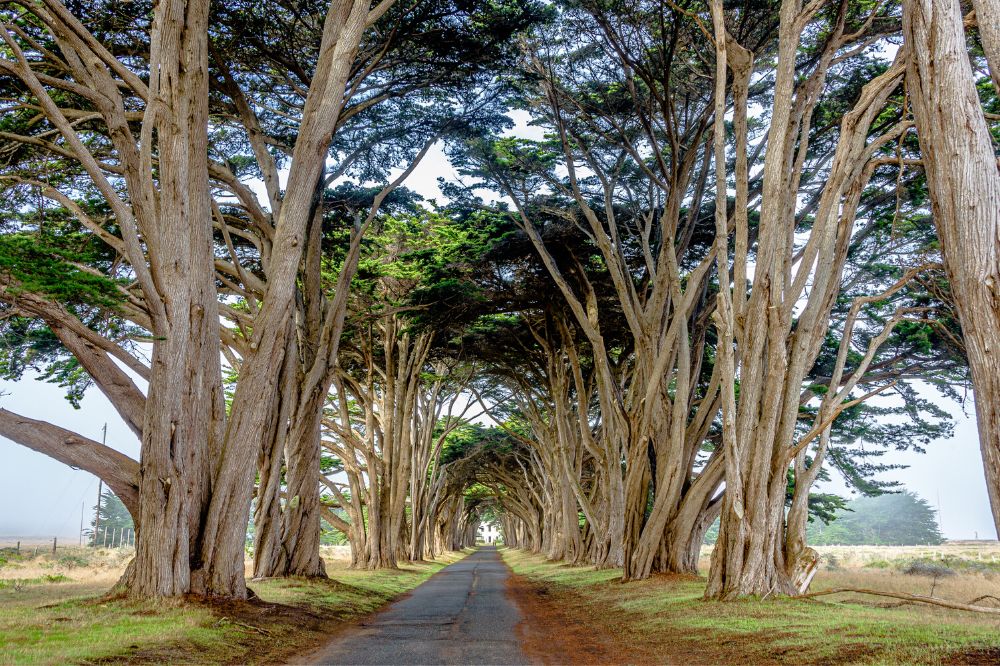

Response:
(432, 426), (544, 553)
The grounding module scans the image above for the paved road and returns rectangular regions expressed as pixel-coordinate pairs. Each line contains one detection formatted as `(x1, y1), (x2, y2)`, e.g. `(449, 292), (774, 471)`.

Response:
(306, 547), (531, 665)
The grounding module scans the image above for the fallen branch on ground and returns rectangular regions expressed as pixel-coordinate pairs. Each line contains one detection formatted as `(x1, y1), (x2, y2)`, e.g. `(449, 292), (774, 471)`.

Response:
(968, 595), (1000, 607)
(800, 588), (1000, 614)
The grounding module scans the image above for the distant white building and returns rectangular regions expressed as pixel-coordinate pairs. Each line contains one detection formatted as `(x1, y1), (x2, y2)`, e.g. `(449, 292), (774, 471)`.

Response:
(477, 522), (501, 544)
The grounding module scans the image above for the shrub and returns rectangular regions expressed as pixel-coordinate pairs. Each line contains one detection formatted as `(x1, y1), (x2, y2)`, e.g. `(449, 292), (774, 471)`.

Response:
(56, 554), (89, 569)
(0, 574), (69, 590)
(902, 560), (956, 578)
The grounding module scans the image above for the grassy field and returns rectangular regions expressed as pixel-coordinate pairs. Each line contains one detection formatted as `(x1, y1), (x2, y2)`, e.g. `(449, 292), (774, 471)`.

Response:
(5, 543), (999, 664)
(0, 545), (466, 665)
(503, 544), (1000, 665)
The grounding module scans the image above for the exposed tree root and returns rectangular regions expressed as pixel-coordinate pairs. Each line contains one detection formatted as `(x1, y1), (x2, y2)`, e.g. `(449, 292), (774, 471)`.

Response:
(801, 588), (1000, 614)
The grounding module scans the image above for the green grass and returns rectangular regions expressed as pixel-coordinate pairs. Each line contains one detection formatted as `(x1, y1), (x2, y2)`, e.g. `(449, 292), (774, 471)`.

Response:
(0, 581), (233, 665)
(501, 548), (1000, 664)
(0, 552), (468, 665)
(0, 574), (70, 589)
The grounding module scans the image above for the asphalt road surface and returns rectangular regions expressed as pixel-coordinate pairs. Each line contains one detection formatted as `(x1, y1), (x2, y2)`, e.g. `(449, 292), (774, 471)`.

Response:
(306, 546), (532, 665)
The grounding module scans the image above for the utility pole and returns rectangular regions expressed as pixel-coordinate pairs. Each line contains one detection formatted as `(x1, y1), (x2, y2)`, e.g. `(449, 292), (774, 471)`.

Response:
(93, 423), (107, 547)
(79, 501), (84, 546)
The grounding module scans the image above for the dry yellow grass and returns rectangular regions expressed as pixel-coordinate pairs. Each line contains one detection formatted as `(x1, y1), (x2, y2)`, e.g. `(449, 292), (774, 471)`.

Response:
(812, 567), (1000, 605)
(812, 542), (1000, 567)
(0, 547), (129, 588)
(698, 541), (1000, 566)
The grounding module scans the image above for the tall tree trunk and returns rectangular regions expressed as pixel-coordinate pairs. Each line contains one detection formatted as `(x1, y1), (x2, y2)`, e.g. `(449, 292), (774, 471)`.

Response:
(904, 0), (1000, 537)
(621, 451), (651, 578)
(252, 434), (285, 578)
(252, 338), (298, 578)
(194, 0), (371, 599)
(131, 0), (226, 599)
(706, 0), (809, 599)
(282, 417), (327, 576)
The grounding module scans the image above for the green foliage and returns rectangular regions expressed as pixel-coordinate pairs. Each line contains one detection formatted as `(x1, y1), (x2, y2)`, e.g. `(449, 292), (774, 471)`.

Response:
(85, 490), (134, 547)
(0, 207), (137, 406)
(440, 423), (518, 464)
(0, 317), (92, 406)
(0, 233), (122, 309)
(808, 491), (945, 546)
(348, 209), (501, 336)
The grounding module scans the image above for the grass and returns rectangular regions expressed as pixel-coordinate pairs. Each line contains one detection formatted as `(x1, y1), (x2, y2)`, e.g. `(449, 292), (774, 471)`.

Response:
(1, 582), (235, 666)
(0, 548), (468, 665)
(0, 575), (70, 590)
(502, 547), (1000, 665)
(5, 544), (997, 664)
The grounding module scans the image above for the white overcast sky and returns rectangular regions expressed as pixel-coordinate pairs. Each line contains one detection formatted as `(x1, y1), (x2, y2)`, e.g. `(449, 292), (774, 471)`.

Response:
(1, 112), (996, 543)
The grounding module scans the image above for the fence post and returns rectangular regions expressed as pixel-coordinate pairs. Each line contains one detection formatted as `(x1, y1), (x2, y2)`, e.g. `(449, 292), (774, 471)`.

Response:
(52, 537), (57, 554)
(15, 541), (19, 555)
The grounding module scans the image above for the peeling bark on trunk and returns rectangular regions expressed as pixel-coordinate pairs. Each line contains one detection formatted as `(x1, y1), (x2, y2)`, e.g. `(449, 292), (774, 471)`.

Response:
(251, 333), (300, 579)
(0, 0), (225, 599)
(904, 0), (1000, 537)
(282, 418), (328, 576)
(132, 0), (226, 599)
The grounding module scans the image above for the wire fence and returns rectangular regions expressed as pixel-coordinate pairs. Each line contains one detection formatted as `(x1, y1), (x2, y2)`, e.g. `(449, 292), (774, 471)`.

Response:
(0, 530), (135, 556)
